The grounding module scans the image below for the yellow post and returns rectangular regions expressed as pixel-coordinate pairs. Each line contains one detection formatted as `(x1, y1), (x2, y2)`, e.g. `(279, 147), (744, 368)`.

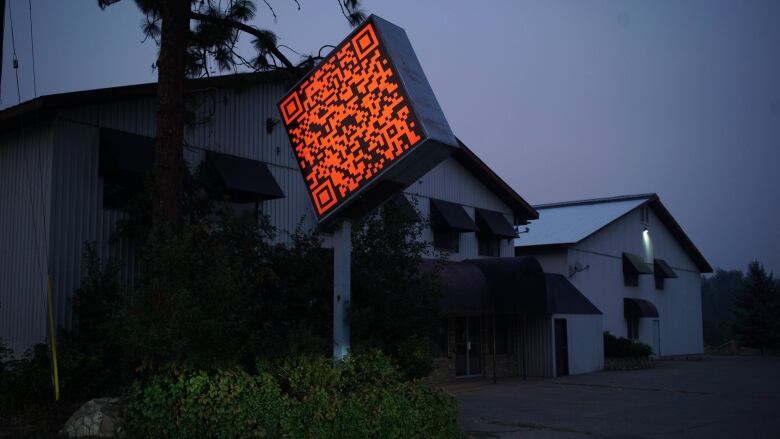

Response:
(46, 273), (60, 401)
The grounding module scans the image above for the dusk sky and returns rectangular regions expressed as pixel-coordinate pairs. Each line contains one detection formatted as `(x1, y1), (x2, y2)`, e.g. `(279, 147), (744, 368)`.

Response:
(2, 0), (779, 275)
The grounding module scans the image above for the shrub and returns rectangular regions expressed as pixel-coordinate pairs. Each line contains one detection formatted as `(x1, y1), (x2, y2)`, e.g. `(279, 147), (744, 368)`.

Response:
(126, 351), (464, 439)
(604, 332), (653, 358)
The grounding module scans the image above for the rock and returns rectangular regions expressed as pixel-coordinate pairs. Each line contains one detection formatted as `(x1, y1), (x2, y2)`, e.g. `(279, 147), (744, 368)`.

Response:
(61, 397), (126, 438)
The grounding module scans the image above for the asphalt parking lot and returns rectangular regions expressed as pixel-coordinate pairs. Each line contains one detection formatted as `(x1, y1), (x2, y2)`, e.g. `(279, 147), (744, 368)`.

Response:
(454, 356), (780, 438)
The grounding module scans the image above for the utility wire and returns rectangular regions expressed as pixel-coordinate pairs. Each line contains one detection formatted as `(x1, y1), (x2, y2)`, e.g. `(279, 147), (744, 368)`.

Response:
(8, 0), (20, 103)
(28, 0), (36, 97)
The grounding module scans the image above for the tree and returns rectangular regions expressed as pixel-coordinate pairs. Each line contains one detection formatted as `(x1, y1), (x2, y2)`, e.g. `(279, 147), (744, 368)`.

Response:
(96, 0), (365, 229)
(350, 202), (444, 378)
(96, 0), (364, 304)
(701, 269), (743, 346)
(732, 261), (780, 355)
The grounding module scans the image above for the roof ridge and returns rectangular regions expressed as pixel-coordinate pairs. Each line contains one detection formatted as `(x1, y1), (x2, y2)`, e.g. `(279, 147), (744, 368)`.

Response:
(533, 193), (657, 209)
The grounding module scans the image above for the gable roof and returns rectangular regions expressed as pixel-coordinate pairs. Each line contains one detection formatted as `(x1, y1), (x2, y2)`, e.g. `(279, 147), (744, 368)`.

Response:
(515, 193), (712, 273)
(453, 139), (538, 225)
(0, 73), (536, 226)
(0, 71), (296, 132)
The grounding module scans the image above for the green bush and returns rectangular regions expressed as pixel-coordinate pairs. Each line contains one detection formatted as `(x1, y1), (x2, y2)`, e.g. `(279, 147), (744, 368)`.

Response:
(604, 332), (653, 358)
(126, 351), (464, 439)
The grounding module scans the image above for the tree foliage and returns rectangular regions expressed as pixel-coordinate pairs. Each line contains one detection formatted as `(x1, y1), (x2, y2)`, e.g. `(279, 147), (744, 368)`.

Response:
(701, 269), (743, 346)
(351, 202), (444, 378)
(98, 0), (365, 75)
(732, 261), (780, 355)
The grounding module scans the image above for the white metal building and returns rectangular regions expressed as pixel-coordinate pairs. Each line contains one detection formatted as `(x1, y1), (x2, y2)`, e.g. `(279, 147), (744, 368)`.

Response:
(515, 194), (713, 359)
(0, 72), (537, 366)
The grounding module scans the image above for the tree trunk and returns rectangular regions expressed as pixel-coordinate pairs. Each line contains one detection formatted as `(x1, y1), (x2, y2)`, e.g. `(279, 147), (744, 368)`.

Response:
(153, 0), (190, 232)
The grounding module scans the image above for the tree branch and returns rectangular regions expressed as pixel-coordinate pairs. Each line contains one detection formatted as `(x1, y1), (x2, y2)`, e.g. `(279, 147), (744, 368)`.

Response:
(189, 11), (294, 70)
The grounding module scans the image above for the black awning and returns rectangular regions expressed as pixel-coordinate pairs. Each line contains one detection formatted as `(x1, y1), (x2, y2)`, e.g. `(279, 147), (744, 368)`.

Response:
(545, 274), (601, 315)
(99, 128), (155, 176)
(654, 259), (678, 278)
(475, 208), (516, 238)
(624, 298), (659, 319)
(429, 199), (479, 232)
(206, 151), (284, 202)
(466, 257), (548, 315)
(422, 260), (492, 314)
(623, 252), (653, 275)
(386, 194), (421, 222)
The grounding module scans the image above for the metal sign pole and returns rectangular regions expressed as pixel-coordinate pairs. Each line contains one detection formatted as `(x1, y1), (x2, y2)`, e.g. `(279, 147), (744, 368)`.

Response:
(333, 219), (352, 362)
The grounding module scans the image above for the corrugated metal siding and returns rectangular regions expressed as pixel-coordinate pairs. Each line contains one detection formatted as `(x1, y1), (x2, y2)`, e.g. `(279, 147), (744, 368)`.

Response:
(518, 315), (553, 377)
(407, 158), (515, 261)
(0, 122), (53, 354)
(566, 207), (704, 356)
(60, 84), (317, 242)
(48, 120), (140, 333)
(3, 79), (520, 351)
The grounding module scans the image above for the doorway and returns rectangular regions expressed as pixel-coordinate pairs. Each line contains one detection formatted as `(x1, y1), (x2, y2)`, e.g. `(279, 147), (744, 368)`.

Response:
(455, 316), (482, 377)
(554, 318), (569, 377)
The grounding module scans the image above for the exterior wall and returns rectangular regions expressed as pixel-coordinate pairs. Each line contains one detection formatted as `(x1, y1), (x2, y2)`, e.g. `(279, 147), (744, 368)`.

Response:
(518, 247), (568, 275)
(553, 313), (604, 375)
(47, 120), (140, 332)
(2, 80), (524, 351)
(0, 122), (54, 354)
(518, 315), (553, 377)
(564, 207), (703, 356)
(408, 157), (515, 261)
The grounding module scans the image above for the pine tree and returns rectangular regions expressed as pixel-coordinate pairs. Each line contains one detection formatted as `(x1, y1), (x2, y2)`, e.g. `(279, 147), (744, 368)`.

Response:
(96, 0), (364, 230)
(732, 261), (780, 355)
(95, 0), (364, 305)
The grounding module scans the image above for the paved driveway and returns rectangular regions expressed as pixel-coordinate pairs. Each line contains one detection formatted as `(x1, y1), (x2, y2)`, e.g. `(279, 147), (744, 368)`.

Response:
(454, 356), (780, 438)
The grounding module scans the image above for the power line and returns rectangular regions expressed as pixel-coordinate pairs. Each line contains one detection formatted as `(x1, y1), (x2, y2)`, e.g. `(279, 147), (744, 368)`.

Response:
(8, 0), (20, 103)
(28, 0), (37, 97)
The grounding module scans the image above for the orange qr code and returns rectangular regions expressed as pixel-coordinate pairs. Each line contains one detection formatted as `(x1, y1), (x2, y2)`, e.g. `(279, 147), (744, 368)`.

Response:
(280, 23), (424, 216)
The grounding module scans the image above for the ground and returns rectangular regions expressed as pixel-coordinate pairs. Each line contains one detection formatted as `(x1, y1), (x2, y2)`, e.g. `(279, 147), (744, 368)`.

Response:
(454, 356), (780, 438)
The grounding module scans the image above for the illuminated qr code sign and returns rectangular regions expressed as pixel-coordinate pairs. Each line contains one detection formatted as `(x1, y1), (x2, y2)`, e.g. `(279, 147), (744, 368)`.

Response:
(279, 16), (454, 222)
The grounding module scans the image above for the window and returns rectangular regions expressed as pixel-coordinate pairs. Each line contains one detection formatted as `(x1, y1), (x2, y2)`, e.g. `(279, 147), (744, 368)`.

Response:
(655, 274), (664, 290)
(627, 319), (639, 340)
(433, 228), (460, 252)
(477, 233), (500, 257)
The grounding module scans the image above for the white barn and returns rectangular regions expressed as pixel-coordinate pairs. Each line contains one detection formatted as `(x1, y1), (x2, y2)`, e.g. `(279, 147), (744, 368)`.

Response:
(1, 72), (604, 382)
(515, 194), (713, 358)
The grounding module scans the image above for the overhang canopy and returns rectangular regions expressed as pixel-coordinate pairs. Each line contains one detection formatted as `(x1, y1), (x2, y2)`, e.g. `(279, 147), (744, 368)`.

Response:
(654, 258), (678, 279)
(422, 260), (491, 314)
(545, 274), (602, 315)
(386, 194), (421, 223)
(623, 252), (653, 275)
(430, 199), (479, 232)
(99, 128), (155, 177)
(466, 257), (548, 314)
(624, 298), (659, 319)
(206, 151), (284, 202)
(476, 208), (516, 238)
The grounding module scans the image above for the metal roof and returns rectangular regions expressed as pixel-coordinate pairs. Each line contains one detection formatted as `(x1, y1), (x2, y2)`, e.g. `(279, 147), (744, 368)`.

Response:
(515, 193), (712, 273)
(515, 197), (646, 247)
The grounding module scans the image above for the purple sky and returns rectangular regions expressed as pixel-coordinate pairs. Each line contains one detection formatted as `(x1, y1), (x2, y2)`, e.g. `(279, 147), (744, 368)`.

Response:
(2, 0), (779, 275)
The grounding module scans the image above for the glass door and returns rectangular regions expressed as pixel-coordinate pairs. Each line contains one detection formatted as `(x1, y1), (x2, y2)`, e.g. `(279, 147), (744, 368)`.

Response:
(455, 316), (483, 377)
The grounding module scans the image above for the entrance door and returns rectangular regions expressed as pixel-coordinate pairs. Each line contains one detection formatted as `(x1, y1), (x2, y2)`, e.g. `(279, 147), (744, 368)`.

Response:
(554, 318), (569, 377)
(652, 319), (661, 357)
(455, 317), (482, 377)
